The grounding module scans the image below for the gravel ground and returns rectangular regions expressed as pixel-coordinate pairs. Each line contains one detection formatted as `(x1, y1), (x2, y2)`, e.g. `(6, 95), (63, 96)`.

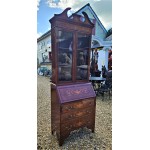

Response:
(37, 75), (112, 150)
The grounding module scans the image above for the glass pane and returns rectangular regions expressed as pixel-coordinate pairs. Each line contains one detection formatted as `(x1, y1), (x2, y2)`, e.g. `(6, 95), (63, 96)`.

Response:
(58, 66), (72, 81)
(78, 34), (90, 49)
(76, 65), (88, 80)
(76, 50), (88, 80)
(76, 33), (90, 80)
(57, 30), (73, 49)
(57, 30), (73, 81)
(76, 50), (88, 66)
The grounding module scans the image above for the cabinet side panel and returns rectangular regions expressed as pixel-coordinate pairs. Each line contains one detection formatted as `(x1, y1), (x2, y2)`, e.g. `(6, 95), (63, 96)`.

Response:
(51, 86), (60, 136)
(51, 28), (57, 84)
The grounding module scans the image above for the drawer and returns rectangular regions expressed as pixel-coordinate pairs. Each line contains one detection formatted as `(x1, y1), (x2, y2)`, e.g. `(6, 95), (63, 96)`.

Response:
(61, 98), (95, 113)
(61, 115), (94, 132)
(61, 107), (94, 122)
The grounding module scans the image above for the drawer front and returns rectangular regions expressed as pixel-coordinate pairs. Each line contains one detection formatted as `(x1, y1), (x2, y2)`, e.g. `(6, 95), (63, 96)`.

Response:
(61, 98), (95, 113)
(61, 115), (94, 133)
(61, 107), (94, 122)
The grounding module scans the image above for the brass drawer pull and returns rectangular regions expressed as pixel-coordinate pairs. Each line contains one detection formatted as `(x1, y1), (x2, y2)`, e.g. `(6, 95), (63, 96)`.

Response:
(68, 115), (73, 118)
(87, 121), (91, 124)
(69, 106), (73, 109)
(86, 110), (92, 114)
(65, 125), (73, 130)
(63, 106), (73, 111)
(89, 102), (92, 105)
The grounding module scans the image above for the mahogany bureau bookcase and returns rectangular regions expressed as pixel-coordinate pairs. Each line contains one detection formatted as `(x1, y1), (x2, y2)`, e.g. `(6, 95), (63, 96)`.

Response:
(49, 8), (96, 146)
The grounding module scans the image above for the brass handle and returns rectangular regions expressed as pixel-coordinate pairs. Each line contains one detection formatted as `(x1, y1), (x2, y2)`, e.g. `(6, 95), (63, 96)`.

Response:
(65, 125), (73, 130)
(65, 106), (73, 111)
(87, 110), (91, 114)
(68, 115), (73, 118)
(88, 102), (92, 106)
(69, 106), (73, 109)
(66, 106), (73, 110)
(87, 121), (91, 124)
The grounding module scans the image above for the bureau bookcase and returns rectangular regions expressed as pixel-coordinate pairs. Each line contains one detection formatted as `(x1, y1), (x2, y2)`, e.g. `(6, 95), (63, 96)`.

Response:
(50, 8), (96, 146)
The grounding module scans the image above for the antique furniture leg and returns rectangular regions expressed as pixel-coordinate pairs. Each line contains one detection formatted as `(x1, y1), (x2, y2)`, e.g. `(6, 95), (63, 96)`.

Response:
(51, 130), (54, 135)
(91, 127), (95, 133)
(59, 135), (66, 146)
(109, 89), (110, 100)
(59, 139), (64, 146)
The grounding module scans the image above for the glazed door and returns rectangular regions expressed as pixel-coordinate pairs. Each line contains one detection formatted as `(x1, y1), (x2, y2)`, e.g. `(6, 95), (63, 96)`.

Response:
(56, 29), (73, 82)
(76, 33), (91, 81)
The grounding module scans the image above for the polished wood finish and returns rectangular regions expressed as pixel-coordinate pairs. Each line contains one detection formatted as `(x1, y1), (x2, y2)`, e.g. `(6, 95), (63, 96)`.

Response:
(50, 8), (96, 146)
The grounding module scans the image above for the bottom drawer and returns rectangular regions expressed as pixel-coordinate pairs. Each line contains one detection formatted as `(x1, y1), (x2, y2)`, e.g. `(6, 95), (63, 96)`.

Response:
(61, 115), (94, 133)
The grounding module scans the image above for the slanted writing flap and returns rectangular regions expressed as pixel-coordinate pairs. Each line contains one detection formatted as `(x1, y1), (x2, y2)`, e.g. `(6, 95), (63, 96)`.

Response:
(56, 83), (96, 103)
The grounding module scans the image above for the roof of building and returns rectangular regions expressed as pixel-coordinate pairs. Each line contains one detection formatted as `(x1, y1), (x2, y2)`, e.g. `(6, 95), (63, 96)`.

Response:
(37, 30), (51, 42)
(75, 3), (107, 34)
(106, 28), (112, 37)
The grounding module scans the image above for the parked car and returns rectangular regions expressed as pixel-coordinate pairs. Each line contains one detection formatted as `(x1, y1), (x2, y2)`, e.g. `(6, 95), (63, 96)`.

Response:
(37, 67), (51, 76)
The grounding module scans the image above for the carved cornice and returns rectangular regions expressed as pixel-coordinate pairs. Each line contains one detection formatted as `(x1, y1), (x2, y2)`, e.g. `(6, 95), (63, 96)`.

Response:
(49, 7), (94, 28)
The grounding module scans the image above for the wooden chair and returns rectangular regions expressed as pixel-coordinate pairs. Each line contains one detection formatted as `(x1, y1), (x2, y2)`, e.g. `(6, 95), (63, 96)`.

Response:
(98, 71), (112, 100)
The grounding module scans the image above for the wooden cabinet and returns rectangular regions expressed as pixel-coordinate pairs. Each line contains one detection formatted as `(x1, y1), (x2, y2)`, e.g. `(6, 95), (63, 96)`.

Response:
(50, 8), (96, 146)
